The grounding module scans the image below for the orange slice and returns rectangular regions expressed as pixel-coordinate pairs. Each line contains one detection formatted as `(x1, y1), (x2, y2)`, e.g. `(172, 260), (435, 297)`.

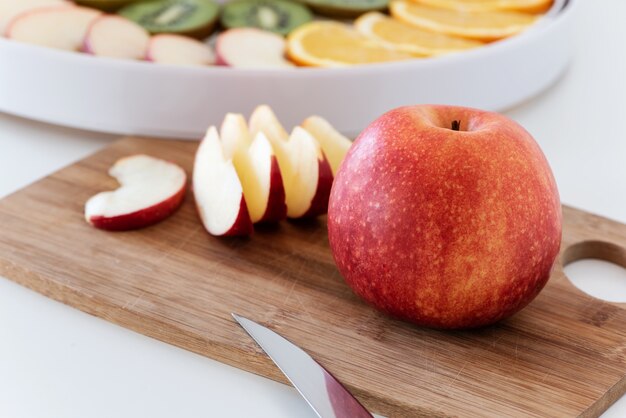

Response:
(410, 0), (553, 14)
(390, 0), (538, 41)
(355, 12), (483, 56)
(287, 21), (414, 67)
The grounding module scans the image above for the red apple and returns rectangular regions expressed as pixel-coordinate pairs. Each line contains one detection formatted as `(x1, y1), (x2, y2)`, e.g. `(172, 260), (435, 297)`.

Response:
(85, 154), (187, 231)
(328, 105), (562, 329)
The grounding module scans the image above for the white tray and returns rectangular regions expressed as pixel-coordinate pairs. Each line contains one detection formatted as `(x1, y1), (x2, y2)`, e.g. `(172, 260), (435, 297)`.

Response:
(0, 0), (576, 139)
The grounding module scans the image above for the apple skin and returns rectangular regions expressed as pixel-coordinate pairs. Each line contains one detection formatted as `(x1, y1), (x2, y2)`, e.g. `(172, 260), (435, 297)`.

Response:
(194, 194), (253, 237)
(215, 45), (229, 67)
(327, 105), (562, 329)
(301, 154), (333, 218)
(257, 156), (288, 223)
(224, 196), (254, 236)
(88, 183), (186, 231)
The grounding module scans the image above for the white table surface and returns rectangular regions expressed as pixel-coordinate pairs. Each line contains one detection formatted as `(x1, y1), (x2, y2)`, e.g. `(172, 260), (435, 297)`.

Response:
(1, 0), (626, 416)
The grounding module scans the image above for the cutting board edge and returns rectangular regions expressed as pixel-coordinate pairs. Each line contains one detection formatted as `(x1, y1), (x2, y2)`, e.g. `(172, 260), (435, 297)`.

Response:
(0, 254), (456, 418)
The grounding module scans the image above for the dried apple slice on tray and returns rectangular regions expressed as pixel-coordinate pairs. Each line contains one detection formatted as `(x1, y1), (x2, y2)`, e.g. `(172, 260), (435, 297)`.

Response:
(6, 5), (102, 51)
(216, 28), (294, 69)
(146, 34), (215, 66)
(83, 15), (150, 60)
(0, 0), (71, 35)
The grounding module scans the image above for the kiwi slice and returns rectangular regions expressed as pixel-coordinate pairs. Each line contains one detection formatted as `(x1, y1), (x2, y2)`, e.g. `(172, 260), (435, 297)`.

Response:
(75, 0), (141, 12)
(300, 0), (387, 18)
(220, 0), (312, 36)
(119, 0), (220, 38)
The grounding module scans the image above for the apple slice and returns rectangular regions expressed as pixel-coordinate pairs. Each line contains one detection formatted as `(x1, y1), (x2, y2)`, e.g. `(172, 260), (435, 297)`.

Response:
(215, 28), (294, 69)
(249, 105), (333, 219)
(83, 15), (149, 60)
(146, 34), (215, 66)
(0, 0), (70, 35)
(85, 155), (187, 231)
(301, 116), (353, 176)
(220, 113), (287, 224)
(193, 126), (253, 236)
(6, 6), (102, 51)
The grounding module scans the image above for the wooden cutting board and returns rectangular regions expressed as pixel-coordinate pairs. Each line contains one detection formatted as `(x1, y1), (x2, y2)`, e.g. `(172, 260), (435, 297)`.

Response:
(1, 137), (625, 418)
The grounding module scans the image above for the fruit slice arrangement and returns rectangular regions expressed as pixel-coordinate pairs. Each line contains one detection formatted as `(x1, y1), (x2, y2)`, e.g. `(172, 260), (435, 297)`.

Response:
(84, 15), (150, 59)
(0, 0), (554, 68)
(84, 106), (353, 235)
(194, 105), (351, 236)
(1, 0), (218, 66)
(147, 33), (215, 65)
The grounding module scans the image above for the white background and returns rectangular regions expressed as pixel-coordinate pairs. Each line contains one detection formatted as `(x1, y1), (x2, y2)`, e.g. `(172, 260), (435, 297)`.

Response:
(1, 0), (626, 416)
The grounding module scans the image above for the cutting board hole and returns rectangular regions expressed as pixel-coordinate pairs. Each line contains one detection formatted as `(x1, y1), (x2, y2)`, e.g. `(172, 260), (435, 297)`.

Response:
(562, 241), (626, 303)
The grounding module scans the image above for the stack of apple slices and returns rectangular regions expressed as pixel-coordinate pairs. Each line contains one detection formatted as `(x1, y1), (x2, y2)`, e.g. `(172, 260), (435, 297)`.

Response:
(194, 105), (352, 236)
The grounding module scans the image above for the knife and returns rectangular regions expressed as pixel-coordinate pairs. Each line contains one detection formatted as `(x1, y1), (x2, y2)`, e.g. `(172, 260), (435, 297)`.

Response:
(232, 313), (374, 418)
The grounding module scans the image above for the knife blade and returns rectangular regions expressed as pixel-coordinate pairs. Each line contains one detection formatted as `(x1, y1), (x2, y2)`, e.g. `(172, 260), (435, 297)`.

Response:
(232, 313), (373, 418)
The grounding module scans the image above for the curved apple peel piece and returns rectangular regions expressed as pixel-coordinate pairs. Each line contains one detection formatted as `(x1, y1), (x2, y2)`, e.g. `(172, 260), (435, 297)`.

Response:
(193, 126), (253, 237)
(301, 116), (353, 176)
(85, 154), (187, 231)
(249, 105), (333, 219)
(220, 113), (287, 224)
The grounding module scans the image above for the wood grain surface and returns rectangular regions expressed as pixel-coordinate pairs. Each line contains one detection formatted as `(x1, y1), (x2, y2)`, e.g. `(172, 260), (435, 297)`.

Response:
(0, 136), (625, 417)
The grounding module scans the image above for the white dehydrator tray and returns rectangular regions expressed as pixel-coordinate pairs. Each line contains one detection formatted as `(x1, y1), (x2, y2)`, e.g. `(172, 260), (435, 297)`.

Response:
(0, 0), (576, 139)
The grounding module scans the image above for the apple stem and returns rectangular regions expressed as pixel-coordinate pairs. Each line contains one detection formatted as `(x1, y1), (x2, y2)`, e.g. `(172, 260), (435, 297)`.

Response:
(451, 120), (461, 131)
